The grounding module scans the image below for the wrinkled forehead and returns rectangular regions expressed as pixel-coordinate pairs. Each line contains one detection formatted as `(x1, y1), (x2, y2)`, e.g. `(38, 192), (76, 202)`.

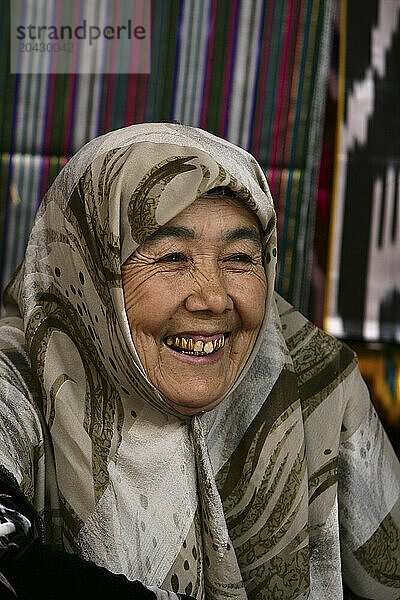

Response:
(98, 141), (276, 264)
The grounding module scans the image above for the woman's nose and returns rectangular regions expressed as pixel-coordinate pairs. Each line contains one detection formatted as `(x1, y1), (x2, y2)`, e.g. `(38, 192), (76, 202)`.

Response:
(184, 267), (233, 314)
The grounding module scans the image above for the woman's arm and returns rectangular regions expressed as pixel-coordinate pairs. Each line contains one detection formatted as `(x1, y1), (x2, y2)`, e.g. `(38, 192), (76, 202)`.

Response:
(0, 470), (194, 600)
(0, 321), (194, 600)
(338, 367), (400, 599)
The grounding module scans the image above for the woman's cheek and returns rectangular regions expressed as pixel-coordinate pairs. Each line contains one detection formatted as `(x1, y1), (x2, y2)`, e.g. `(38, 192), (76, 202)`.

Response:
(230, 271), (267, 328)
(124, 273), (181, 336)
(123, 262), (162, 309)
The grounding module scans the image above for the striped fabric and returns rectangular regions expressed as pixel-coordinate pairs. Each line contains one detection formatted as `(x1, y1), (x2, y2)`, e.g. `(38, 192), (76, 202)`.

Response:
(0, 0), (333, 311)
(325, 0), (400, 343)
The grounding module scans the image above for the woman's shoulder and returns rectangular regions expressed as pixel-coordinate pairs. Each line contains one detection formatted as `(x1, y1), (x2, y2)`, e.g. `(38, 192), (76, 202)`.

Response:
(274, 291), (357, 377)
(0, 314), (42, 421)
(0, 315), (25, 347)
(0, 315), (45, 504)
(0, 315), (35, 388)
(273, 292), (361, 424)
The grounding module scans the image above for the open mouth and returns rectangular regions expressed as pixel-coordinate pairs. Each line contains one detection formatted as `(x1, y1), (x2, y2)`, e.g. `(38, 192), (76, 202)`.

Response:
(163, 334), (225, 356)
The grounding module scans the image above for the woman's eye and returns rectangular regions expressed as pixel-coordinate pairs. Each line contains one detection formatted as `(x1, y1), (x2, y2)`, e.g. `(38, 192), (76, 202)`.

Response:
(157, 252), (189, 263)
(225, 253), (254, 264)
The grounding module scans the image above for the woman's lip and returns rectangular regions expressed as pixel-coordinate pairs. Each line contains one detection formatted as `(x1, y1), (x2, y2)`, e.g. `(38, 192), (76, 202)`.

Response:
(163, 342), (225, 365)
(164, 332), (228, 343)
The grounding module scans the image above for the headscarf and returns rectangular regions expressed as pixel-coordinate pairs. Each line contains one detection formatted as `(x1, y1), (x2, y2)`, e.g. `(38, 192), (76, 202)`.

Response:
(8, 123), (396, 600)
(3, 123), (298, 597)
(3, 122), (400, 600)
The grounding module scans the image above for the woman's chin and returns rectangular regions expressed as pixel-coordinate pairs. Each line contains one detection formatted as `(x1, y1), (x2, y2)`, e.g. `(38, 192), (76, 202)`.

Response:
(161, 388), (227, 415)
(146, 346), (235, 414)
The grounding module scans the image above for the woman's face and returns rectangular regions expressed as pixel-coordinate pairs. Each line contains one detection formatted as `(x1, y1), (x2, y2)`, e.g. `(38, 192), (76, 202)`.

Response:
(122, 195), (267, 415)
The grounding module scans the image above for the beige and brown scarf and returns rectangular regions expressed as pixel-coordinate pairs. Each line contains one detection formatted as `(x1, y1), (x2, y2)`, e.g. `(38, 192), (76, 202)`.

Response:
(1, 124), (399, 600)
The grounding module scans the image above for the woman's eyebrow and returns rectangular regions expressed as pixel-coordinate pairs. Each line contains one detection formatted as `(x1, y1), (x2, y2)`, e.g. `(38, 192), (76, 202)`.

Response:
(221, 227), (262, 246)
(148, 225), (262, 245)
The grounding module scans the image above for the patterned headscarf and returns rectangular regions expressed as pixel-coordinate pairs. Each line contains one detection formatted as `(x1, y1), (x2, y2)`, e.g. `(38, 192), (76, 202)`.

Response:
(3, 123), (400, 600)
(4, 124), (296, 597)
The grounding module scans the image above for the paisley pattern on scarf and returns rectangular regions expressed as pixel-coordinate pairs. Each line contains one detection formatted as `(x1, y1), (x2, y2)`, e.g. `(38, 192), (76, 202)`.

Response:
(0, 125), (399, 599)
(127, 156), (198, 244)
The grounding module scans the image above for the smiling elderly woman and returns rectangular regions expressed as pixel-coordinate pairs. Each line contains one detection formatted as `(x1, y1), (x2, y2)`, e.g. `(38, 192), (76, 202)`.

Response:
(0, 124), (399, 600)
(122, 193), (267, 415)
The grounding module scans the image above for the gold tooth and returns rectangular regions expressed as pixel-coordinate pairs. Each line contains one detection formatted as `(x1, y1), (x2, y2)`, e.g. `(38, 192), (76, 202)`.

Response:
(170, 335), (225, 353)
(214, 336), (224, 349)
(204, 341), (214, 354)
